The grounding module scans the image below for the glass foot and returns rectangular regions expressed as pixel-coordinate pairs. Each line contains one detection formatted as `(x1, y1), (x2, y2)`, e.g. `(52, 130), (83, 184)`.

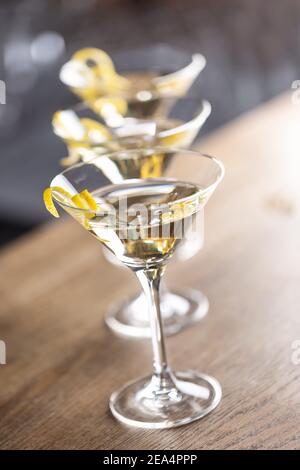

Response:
(110, 370), (222, 429)
(105, 288), (209, 338)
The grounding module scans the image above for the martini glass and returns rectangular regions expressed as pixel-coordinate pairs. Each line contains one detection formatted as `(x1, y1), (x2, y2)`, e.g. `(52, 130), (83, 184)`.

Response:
(59, 46), (206, 120)
(52, 97), (211, 166)
(52, 98), (212, 338)
(46, 147), (224, 428)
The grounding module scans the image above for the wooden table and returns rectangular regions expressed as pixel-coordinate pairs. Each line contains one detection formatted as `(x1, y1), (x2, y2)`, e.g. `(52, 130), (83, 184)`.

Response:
(0, 93), (299, 450)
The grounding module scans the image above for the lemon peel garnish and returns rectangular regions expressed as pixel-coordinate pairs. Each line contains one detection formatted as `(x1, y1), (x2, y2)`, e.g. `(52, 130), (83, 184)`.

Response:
(69, 48), (130, 99)
(71, 190), (97, 210)
(79, 189), (98, 210)
(72, 48), (114, 69)
(53, 110), (112, 167)
(71, 190), (98, 229)
(43, 187), (98, 225)
(53, 110), (112, 145)
(43, 186), (73, 218)
(43, 187), (59, 218)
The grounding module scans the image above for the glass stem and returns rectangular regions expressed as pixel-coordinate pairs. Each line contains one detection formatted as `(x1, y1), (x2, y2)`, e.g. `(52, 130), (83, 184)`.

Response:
(136, 266), (170, 377)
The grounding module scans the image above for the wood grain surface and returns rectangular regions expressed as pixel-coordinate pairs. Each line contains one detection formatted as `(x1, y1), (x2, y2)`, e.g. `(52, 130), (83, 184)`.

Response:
(0, 93), (299, 449)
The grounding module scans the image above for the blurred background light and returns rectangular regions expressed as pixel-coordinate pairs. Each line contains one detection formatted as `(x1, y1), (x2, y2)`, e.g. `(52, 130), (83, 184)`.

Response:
(31, 31), (65, 65)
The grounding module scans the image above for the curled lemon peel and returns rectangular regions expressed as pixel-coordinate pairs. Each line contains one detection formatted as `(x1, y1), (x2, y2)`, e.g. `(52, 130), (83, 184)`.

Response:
(43, 187), (59, 218)
(64, 48), (130, 104)
(43, 186), (73, 218)
(79, 189), (98, 210)
(72, 48), (114, 69)
(43, 187), (98, 223)
(71, 190), (99, 229)
(52, 111), (112, 145)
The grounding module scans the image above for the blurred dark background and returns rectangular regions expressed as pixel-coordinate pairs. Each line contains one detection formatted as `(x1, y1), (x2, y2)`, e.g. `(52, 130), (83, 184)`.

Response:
(0, 0), (299, 246)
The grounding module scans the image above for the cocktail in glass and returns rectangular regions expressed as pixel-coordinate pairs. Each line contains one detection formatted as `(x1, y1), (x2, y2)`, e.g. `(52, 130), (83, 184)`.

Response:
(44, 147), (224, 428)
(59, 46), (206, 120)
